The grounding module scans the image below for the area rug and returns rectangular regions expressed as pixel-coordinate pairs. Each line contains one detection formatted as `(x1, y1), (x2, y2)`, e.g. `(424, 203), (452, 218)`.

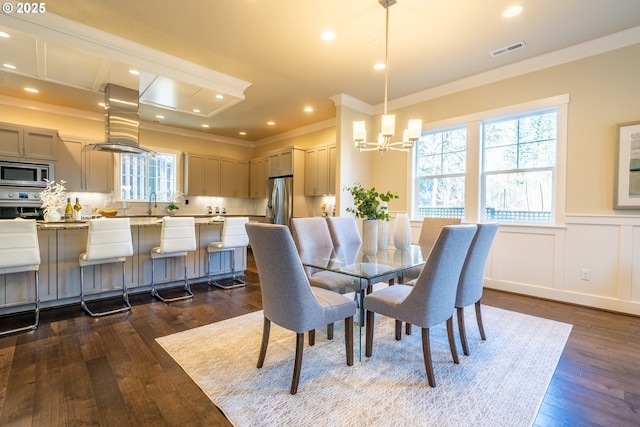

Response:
(157, 305), (572, 427)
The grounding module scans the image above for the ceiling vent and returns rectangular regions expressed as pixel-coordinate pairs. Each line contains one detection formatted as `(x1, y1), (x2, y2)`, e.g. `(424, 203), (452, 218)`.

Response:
(490, 41), (526, 57)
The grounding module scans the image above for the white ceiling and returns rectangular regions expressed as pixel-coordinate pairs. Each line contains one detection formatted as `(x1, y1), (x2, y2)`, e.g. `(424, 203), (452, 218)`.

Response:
(0, 0), (639, 145)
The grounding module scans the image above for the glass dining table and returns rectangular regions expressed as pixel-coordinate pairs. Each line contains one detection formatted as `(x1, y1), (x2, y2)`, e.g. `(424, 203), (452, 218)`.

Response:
(299, 244), (430, 359)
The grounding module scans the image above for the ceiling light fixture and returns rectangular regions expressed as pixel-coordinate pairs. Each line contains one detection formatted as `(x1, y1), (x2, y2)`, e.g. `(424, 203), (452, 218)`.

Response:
(24, 87), (39, 93)
(0, 31), (10, 38)
(503, 5), (523, 18)
(353, 0), (422, 152)
(128, 69), (140, 75)
(3, 64), (16, 70)
(267, 121), (275, 126)
(304, 106), (313, 112)
(215, 94), (224, 99)
(321, 30), (336, 41)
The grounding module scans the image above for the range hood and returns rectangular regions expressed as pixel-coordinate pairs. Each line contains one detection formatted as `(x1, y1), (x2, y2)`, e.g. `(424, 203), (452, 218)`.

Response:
(83, 84), (155, 155)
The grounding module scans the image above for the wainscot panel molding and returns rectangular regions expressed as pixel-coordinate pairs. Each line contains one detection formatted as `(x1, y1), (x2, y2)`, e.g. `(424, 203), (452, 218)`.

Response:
(483, 214), (640, 316)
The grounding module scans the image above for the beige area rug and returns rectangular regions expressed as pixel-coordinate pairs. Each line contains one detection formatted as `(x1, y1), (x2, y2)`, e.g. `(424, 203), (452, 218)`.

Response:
(157, 305), (572, 427)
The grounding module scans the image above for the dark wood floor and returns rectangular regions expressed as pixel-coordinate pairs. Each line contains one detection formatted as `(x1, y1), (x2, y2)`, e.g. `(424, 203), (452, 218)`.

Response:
(1, 252), (639, 426)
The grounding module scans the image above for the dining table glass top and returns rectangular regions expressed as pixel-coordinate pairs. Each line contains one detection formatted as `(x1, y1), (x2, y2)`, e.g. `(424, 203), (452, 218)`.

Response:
(299, 244), (430, 284)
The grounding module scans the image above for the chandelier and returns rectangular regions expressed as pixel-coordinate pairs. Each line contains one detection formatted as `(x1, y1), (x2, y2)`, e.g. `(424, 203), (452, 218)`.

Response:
(353, 0), (422, 152)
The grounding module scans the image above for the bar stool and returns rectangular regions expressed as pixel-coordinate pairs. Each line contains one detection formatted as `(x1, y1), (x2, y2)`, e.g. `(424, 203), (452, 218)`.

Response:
(207, 217), (249, 289)
(79, 217), (134, 317)
(0, 219), (40, 336)
(150, 216), (197, 302)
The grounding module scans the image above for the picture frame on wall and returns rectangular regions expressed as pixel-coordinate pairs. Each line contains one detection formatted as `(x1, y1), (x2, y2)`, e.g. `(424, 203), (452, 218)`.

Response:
(614, 120), (640, 209)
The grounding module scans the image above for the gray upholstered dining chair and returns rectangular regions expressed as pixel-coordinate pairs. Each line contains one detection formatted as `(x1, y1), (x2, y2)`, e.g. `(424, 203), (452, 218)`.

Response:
(291, 217), (357, 294)
(363, 224), (477, 387)
(326, 216), (362, 247)
(402, 217), (462, 281)
(455, 222), (499, 356)
(246, 222), (357, 395)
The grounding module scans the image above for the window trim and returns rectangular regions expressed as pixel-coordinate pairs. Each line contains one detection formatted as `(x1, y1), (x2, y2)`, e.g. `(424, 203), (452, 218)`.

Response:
(410, 94), (569, 225)
(113, 145), (183, 202)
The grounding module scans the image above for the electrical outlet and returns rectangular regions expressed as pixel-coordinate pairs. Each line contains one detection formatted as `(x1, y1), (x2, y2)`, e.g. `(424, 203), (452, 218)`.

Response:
(580, 269), (591, 281)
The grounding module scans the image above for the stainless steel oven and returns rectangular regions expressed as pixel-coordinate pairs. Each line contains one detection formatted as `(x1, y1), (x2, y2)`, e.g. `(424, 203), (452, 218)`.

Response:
(0, 159), (53, 188)
(0, 188), (44, 219)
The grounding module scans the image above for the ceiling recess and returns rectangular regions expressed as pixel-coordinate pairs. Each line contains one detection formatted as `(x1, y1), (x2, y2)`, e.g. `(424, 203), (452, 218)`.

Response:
(490, 41), (527, 57)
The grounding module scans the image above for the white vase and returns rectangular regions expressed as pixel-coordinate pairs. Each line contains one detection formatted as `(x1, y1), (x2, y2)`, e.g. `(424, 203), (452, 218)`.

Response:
(362, 219), (378, 256)
(44, 209), (61, 222)
(393, 212), (411, 250)
(378, 220), (390, 249)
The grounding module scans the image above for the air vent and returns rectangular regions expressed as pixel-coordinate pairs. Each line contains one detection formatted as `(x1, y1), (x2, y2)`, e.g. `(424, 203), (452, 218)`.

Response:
(490, 41), (526, 57)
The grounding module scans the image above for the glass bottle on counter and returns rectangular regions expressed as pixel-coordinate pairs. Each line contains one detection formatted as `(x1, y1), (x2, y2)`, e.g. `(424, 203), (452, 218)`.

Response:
(73, 198), (82, 221)
(64, 198), (73, 222)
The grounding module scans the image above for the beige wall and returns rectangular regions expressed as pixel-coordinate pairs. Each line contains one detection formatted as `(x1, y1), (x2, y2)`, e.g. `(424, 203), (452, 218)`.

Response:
(362, 43), (640, 216)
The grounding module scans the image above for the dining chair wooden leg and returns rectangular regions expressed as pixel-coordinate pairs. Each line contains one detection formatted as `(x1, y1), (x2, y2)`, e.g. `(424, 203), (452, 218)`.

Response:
(327, 323), (334, 340)
(345, 316), (354, 366)
(457, 306), (470, 356)
(475, 301), (486, 340)
(405, 322), (412, 335)
(291, 333), (304, 395)
(257, 317), (271, 368)
(308, 329), (316, 346)
(446, 316), (460, 364)
(421, 327), (435, 387)
(365, 310), (375, 357)
(395, 319), (402, 340)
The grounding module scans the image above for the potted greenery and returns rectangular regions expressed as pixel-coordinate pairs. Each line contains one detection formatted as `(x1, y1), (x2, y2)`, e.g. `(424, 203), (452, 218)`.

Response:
(345, 183), (399, 253)
(166, 203), (179, 216)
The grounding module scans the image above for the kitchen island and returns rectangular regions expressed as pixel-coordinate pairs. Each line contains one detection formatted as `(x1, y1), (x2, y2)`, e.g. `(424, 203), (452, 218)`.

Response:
(0, 217), (248, 314)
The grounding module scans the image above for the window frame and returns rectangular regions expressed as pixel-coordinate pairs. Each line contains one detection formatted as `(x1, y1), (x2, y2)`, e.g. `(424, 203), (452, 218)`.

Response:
(114, 145), (182, 203)
(410, 94), (568, 226)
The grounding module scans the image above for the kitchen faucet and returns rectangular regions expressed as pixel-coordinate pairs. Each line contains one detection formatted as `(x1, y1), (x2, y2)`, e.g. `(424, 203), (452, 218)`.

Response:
(148, 192), (157, 215)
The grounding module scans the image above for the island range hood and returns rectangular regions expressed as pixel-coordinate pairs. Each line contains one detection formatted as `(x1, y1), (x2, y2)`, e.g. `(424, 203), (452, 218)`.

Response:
(83, 84), (155, 155)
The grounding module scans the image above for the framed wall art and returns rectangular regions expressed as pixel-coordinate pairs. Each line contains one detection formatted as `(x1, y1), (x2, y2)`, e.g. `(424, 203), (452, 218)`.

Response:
(614, 120), (640, 209)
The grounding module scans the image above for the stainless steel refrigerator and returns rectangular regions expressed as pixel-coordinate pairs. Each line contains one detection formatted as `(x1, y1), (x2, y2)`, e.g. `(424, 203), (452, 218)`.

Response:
(266, 176), (293, 227)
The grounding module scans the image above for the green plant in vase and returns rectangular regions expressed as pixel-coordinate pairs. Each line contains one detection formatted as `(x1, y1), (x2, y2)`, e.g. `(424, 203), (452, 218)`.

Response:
(345, 183), (398, 221)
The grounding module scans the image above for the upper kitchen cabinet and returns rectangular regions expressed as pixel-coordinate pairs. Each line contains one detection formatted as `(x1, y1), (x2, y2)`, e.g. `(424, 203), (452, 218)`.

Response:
(183, 152), (221, 196)
(249, 157), (269, 198)
(57, 137), (114, 192)
(305, 144), (336, 196)
(268, 147), (304, 178)
(0, 122), (59, 160)
(221, 159), (249, 198)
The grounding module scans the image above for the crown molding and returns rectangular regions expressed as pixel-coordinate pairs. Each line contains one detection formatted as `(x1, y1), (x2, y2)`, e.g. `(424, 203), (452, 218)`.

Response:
(254, 118), (336, 146)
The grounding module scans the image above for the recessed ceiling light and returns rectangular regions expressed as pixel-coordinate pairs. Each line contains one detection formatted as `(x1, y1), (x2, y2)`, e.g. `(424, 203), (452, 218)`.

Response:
(201, 124), (210, 128)
(24, 87), (39, 93)
(155, 114), (165, 119)
(374, 62), (385, 70)
(215, 94), (224, 99)
(267, 121), (275, 126)
(0, 31), (10, 38)
(304, 106), (313, 113)
(98, 102), (106, 108)
(239, 131), (247, 136)
(193, 108), (201, 113)
(503, 5), (523, 18)
(321, 30), (336, 41)
(128, 69), (139, 75)
(3, 64), (16, 70)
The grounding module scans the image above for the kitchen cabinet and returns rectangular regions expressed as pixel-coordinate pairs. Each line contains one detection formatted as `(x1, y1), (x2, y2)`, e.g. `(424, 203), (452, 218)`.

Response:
(304, 145), (336, 196)
(183, 152), (221, 196)
(221, 159), (249, 198)
(249, 157), (269, 198)
(268, 147), (296, 177)
(0, 122), (59, 160)
(305, 144), (336, 196)
(56, 137), (114, 192)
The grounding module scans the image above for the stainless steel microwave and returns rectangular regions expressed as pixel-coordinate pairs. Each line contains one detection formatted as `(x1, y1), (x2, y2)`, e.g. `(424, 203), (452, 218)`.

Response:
(0, 159), (53, 188)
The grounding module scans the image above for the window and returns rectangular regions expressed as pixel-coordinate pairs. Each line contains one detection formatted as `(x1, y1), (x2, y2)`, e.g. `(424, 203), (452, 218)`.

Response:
(482, 108), (557, 222)
(414, 126), (466, 219)
(411, 95), (567, 225)
(120, 152), (177, 202)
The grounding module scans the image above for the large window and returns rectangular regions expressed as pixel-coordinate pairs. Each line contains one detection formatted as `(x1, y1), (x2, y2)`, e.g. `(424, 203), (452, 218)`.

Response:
(482, 108), (557, 222)
(414, 126), (466, 219)
(412, 96), (565, 224)
(120, 152), (177, 202)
